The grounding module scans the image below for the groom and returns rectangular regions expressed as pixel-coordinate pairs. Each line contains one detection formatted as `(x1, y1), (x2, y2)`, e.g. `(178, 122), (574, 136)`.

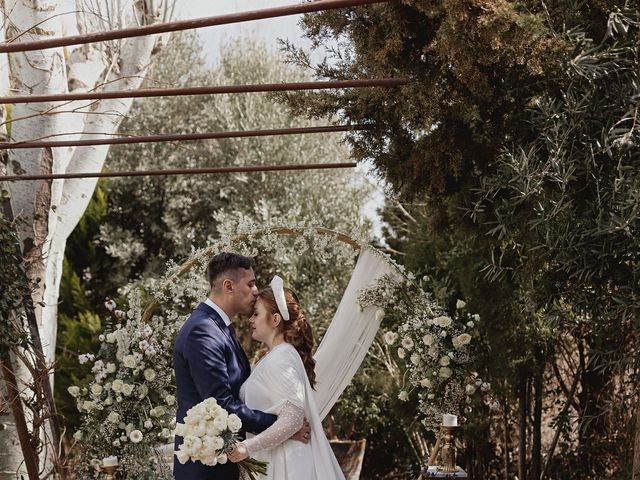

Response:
(173, 252), (308, 480)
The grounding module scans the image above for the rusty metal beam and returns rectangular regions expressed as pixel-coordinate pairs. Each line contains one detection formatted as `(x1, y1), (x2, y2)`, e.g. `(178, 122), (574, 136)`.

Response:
(0, 162), (357, 182)
(0, 78), (407, 105)
(0, 0), (392, 53)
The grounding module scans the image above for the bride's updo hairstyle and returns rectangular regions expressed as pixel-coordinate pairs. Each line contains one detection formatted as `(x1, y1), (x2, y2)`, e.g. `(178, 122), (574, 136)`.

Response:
(258, 287), (317, 388)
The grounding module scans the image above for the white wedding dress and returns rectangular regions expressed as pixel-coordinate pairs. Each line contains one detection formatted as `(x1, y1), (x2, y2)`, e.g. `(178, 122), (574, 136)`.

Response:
(240, 342), (345, 480)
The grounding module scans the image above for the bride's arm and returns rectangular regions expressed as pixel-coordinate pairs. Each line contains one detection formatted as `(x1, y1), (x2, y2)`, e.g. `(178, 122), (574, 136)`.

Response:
(228, 401), (304, 461)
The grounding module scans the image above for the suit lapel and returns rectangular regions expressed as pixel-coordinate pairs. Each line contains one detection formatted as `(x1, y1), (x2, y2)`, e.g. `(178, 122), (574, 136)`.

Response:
(195, 303), (250, 377)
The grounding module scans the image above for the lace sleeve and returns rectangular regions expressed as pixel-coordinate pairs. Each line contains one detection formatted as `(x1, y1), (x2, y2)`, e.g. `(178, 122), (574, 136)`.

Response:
(242, 401), (304, 455)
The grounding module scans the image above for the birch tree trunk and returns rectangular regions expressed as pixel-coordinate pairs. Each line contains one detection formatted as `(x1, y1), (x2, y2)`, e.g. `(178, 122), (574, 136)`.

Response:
(0, 0), (171, 475)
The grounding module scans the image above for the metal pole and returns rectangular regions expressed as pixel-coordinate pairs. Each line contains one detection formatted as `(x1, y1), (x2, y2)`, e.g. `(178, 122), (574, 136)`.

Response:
(0, 161), (357, 182)
(0, 0), (392, 53)
(0, 125), (368, 150)
(0, 78), (407, 105)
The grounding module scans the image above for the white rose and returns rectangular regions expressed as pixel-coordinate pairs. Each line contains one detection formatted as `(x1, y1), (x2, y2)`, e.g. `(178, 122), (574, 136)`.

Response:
(107, 412), (120, 423)
(106, 363), (116, 373)
(436, 316), (453, 327)
(422, 334), (434, 346)
(401, 336), (414, 350)
(440, 330), (448, 337)
(165, 395), (176, 406)
(453, 333), (472, 348)
(112, 439), (120, 447)
(104, 397), (113, 406)
(397, 347), (406, 359)
(375, 309), (385, 321)
(212, 413), (228, 431)
(174, 423), (187, 437)
(212, 436), (224, 450)
(398, 391), (408, 401)
(456, 299), (466, 310)
(111, 379), (123, 393)
(176, 450), (190, 465)
(151, 406), (166, 417)
(217, 453), (228, 464)
(122, 355), (137, 369)
(182, 436), (202, 455)
(439, 356), (451, 367)
(465, 384), (476, 395)
(67, 386), (80, 397)
(129, 430), (143, 443)
(419, 378), (432, 388)
(90, 384), (103, 396)
(138, 384), (149, 399)
(383, 331), (398, 345)
(438, 367), (453, 378)
(122, 383), (134, 396)
(144, 369), (157, 381)
(144, 420), (153, 429)
(160, 428), (171, 438)
(227, 414), (242, 433)
(82, 401), (93, 412)
(410, 353), (420, 365)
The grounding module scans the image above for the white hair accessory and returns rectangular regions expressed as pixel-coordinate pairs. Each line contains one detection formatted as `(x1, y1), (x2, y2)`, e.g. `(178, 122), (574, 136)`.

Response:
(270, 275), (290, 321)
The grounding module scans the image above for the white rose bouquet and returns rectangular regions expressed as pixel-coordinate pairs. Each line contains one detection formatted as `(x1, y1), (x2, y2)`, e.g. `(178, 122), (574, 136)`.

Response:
(174, 397), (267, 479)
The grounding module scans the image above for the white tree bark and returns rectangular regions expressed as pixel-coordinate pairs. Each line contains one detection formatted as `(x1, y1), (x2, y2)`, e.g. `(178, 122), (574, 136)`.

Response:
(0, 0), (171, 476)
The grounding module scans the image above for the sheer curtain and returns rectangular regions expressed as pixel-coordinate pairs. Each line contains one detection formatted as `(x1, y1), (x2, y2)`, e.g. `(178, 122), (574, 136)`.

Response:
(313, 247), (401, 419)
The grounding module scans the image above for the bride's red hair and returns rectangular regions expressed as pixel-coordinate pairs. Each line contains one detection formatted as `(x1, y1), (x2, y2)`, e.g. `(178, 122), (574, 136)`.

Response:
(258, 287), (317, 388)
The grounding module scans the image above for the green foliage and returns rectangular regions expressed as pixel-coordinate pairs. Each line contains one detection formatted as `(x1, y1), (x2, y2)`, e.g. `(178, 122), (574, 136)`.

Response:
(0, 207), (30, 354)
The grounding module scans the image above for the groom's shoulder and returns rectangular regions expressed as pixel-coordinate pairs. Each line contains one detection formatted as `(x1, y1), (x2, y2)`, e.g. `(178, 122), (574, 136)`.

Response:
(178, 304), (221, 334)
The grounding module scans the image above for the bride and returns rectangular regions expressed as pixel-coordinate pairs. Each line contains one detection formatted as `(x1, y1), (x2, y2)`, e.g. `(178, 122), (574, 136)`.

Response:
(227, 276), (345, 480)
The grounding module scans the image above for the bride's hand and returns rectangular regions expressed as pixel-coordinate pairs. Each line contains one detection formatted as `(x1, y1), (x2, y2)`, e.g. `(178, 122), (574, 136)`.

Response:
(290, 418), (311, 444)
(228, 442), (249, 463)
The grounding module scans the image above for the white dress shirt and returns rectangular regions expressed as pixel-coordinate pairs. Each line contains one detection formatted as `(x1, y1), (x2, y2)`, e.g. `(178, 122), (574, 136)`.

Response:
(204, 298), (231, 327)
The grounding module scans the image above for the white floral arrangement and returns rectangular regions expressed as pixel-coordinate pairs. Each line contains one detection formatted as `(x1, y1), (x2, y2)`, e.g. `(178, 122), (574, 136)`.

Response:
(174, 397), (267, 479)
(70, 291), (184, 479)
(359, 274), (488, 430)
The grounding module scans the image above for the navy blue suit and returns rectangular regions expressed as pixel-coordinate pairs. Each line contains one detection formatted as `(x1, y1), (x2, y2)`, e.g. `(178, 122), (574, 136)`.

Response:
(173, 302), (276, 480)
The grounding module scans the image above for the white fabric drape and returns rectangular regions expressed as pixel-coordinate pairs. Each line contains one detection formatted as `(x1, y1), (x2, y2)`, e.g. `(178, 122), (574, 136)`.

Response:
(313, 247), (401, 419)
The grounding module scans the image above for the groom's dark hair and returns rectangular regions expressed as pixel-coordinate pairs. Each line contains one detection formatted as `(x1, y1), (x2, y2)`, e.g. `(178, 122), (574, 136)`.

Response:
(207, 252), (255, 288)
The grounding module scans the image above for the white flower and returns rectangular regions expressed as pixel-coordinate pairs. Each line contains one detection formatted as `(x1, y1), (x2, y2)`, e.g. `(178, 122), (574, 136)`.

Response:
(212, 412), (228, 431)
(104, 397), (113, 406)
(456, 299), (466, 310)
(401, 336), (414, 350)
(112, 439), (120, 447)
(440, 330), (448, 337)
(160, 428), (171, 439)
(174, 423), (187, 437)
(419, 378), (432, 388)
(144, 420), (153, 429)
(438, 367), (453, 378)
(106, 362), (116, 373)
(439, 356), (451, 367)
(114, 309), (126, 320)
(182, 436), (202, 455)
(121, 384), (134, 396)
(105, 333), (116, 343)
(78, 353), (94, 365)
(398, 391), (408, 402)
(453, 333), (472, 348)
(90, 384), (103, 396)
(397, 347), (406, 359)
(466, 321), (475, 328)
(138, 384), (149, 399)
(176, 450), (190, 465)
(465, 384), (476, 395)
(227, 414), (242, 433)
(104, 299), (117, 311)
(67, 386), (80, 397)
(435, 316), (453, 328)
(151, 406), (166, 417)
(165, 395), (176, 406)
(422, 334), (434, 346)
(427, 393), (435, 400)
(73, 430), (83, 441)
(82, 401), (94, 412)
(217, 453), (228, 464)
(99, 334), (105, 342)
(122, 355), (137, 369)
(375, 309), (385, 321)
(143, 368), (157, 381)
(410, 353), (420, 365)
(111, 379), (124, 393)
(129, 430), (143, 443)
(472, 314), (480, 322)
(383, 331), (398, 345)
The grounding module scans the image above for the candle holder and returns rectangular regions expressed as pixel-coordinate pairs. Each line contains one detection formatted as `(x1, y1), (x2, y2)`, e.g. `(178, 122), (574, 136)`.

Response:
(100, 464), (119, 480)
(438, 425), (459, 473)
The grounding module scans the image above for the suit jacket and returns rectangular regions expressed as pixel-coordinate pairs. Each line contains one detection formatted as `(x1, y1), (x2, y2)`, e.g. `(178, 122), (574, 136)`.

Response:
(173, 302), (276, 480)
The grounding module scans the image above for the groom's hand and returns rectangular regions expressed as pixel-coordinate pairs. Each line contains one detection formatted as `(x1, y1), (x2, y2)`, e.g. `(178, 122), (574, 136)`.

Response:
(291, 418), (311, 444)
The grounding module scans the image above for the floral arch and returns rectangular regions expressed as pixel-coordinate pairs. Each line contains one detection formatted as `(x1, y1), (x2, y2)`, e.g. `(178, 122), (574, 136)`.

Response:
(69, 224), (478, 478)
